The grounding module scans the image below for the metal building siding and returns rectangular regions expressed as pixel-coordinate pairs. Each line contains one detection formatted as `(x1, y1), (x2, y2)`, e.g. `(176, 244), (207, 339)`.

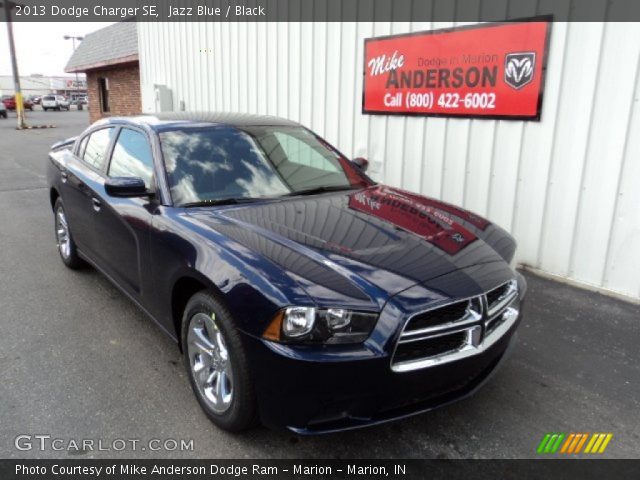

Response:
(138, 21), (640, 300)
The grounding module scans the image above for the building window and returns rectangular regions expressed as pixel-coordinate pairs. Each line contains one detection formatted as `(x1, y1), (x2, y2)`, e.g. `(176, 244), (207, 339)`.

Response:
(98, 77), (110, 112)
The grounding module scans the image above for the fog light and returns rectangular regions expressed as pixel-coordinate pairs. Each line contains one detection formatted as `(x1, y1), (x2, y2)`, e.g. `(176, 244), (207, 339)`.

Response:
(282, 307), (316, 337)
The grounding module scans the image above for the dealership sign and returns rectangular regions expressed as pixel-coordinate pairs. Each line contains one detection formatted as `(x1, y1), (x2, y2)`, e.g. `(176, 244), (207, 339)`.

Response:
(65, 79), (87, 89)
(363, 19), (551, 120)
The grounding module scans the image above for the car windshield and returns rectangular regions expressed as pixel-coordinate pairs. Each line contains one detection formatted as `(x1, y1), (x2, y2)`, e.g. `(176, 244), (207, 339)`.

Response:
(43, 96), (55, 101)
(159, 125), (371, 206)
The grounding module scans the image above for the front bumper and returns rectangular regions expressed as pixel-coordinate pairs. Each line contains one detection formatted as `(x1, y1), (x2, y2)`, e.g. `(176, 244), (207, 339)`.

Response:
(243, 282), (524, 433)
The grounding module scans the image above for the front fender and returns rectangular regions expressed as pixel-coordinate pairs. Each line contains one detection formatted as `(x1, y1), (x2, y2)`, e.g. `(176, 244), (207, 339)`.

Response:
(150, 208), (314, 337)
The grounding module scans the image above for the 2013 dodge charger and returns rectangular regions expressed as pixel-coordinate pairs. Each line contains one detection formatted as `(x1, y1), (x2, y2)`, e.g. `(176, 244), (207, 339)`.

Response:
(47, 112), (526, 433)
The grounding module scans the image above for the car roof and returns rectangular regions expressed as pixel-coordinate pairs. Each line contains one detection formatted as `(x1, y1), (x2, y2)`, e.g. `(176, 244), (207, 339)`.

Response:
(94, 112), (301, 132)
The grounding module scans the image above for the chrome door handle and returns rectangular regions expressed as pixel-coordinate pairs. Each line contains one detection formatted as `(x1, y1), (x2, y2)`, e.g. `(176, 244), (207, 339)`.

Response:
(92, 197), (101, 212)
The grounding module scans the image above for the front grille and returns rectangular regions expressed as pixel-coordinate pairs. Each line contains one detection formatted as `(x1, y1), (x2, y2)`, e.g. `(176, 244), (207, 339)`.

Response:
(405, 300), (469, 331)
(391, 279), (520, 372)
(486, 283), (509, 307)
(485, 314), (506, 335)
(394, 331), (467, 363)
(486, 279), (518, 315)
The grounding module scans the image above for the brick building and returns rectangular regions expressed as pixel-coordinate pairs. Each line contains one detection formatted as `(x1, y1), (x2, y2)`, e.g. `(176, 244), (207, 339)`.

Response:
(65, 23), (140, 123)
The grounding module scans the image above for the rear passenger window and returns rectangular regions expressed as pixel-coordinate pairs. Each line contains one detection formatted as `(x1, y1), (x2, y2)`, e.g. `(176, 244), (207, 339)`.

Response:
(108, 129), (154, 188)
(83, 128), (115, 171)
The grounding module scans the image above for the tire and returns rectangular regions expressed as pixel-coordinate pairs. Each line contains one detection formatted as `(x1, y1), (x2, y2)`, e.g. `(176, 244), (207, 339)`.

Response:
(56, 106), (61, 111)
(181, 291), (257, 432)
(53, 198), (84, 269)
(43, 108), (48, 112)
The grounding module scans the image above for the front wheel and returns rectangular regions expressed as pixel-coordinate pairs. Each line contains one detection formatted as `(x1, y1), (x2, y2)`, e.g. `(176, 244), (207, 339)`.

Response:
(53, 199), (84, 269)
(181, 292), (257, 432)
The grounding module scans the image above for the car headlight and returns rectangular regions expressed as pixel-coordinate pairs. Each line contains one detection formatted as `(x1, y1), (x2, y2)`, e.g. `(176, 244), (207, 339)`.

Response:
(263, 307), (378, 344)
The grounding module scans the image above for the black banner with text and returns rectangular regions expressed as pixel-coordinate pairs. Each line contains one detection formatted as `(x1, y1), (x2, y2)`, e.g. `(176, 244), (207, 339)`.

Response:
(2, 459), (640, 480)
(0, 0), (639, 22)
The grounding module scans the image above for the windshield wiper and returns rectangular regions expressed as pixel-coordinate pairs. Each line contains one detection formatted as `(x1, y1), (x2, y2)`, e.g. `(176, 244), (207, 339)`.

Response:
(284, 185), (360, 197)
(179, 197), (260, 208)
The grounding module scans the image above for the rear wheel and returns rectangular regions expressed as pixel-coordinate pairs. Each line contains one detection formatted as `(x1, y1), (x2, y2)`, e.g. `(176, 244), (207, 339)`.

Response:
(181, 291), (257, 432)
(53, 199), (84, 269)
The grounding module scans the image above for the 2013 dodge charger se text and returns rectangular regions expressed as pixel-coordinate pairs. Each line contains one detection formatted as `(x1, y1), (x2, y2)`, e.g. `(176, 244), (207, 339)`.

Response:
(47, 112), (526, 434)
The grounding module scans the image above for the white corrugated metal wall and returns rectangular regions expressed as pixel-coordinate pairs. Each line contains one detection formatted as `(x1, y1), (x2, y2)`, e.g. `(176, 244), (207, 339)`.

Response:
(138, 20), (640, 301)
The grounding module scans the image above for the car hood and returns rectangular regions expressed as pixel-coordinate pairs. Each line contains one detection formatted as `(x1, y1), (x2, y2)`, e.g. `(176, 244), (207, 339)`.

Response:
(187, 185), (516, 305)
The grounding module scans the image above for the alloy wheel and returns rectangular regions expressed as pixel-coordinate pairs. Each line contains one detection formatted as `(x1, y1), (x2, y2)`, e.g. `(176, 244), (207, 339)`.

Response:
(55, 207), (71, 259)
(187, 312), (234, 414)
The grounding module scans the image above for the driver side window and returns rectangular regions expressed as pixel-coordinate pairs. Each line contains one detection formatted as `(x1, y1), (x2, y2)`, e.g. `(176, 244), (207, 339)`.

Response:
(108, 128), (154, 189)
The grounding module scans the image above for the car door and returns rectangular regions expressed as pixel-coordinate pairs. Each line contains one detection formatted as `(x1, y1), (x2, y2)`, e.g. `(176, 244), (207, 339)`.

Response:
(58, 127), (116, 259)
(92, 127), (157, 299)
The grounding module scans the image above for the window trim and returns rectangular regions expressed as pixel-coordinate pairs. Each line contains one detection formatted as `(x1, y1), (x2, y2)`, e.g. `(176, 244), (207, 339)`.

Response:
(76, 135), (89, 159)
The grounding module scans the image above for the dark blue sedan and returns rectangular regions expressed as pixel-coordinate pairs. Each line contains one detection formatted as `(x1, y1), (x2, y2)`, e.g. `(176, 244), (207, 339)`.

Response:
(47, 112), (526, 433)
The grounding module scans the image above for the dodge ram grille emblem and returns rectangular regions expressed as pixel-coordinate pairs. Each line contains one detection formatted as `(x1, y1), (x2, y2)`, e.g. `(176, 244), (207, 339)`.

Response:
(451, 232), (465, 244)
(504, 52), (535, 89)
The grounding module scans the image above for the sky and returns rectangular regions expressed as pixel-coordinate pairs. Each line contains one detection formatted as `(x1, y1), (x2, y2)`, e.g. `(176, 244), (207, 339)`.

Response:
(0, 22), (114, 78)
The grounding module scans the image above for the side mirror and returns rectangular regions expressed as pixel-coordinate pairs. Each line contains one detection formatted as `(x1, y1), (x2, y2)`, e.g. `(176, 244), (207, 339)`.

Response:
(105, 177), (148, 198)
(352, 157), (369, 172)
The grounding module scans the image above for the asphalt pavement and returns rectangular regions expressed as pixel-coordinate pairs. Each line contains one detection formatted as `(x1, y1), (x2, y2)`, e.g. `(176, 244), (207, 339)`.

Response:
(0, 109), (638, 459)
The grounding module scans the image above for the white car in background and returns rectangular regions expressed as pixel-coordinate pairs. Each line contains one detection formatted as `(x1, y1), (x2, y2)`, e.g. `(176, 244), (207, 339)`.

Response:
(42, 95), (70, 111)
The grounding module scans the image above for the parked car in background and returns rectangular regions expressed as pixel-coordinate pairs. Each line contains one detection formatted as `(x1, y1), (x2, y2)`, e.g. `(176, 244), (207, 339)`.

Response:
(47, 113), (526, 434)
(42, 95), (70, 111)
(1, 96), (33, 111)
(0, 101), (7, 119)
(32, 96), (42, 105)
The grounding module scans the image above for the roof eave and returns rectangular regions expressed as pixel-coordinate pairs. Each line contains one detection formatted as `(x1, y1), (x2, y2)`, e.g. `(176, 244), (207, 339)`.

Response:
(65, 54), (139, 73)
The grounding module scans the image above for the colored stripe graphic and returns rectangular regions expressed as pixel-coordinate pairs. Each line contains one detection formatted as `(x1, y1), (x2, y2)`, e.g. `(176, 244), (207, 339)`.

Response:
(550, 434), (565, 453)
(537, 433), (565, 454)
(538, 433), (613, 454)
(537, 434), (551, 453)
(598, 434), (613, 453)
(574, 433), (589, 453)
(560, 434), (575, 453)
(585, 433), (614, 454)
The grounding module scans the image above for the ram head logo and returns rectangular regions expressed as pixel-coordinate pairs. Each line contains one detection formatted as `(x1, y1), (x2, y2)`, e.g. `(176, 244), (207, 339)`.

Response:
(504, 52), (536, 89)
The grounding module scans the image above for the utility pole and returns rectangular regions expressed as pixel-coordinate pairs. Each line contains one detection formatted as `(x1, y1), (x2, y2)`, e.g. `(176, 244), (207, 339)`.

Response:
(3, 0), (26, 128)
(64, 35), (84, 110)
